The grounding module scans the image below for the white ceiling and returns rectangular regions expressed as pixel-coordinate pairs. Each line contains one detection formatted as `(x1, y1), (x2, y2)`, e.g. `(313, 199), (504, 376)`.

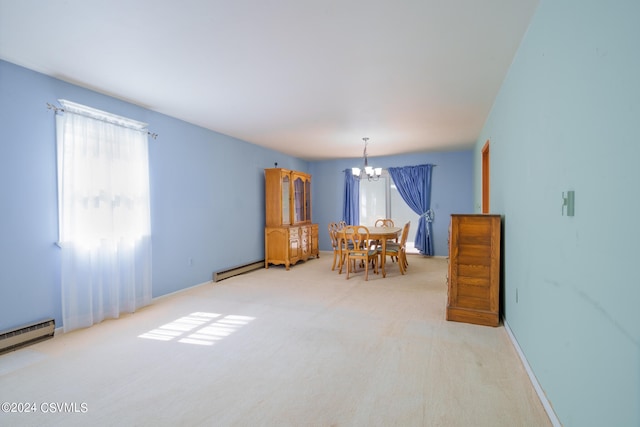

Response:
(0, 0), (538, 160)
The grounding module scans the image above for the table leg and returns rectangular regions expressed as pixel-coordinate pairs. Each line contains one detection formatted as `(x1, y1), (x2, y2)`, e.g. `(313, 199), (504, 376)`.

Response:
(381, 239), (387, 278)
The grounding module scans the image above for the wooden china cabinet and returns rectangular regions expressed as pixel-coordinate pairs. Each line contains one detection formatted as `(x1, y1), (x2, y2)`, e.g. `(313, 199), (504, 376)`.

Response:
(446, 214), (501, 327)
(264, 168), (319, 269)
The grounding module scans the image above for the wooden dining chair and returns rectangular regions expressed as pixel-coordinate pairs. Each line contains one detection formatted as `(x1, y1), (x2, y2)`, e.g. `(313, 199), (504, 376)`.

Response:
(400, 221), (411, 270)
(336, 226), (353, 274)
(374, 218), (395, 228)
(328, 222), (339, 270)
(344, 225), (379, 281)
(373, 218), (397, 260)
(381, 221), (410, 274)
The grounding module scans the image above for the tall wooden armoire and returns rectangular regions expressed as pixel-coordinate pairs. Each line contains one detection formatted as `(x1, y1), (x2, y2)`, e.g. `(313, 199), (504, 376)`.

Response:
(264, 168), (319, 270)
(447, 214), (501, 327)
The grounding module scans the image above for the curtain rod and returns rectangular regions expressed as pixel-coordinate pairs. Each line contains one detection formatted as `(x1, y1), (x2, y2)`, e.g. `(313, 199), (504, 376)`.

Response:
(342, 164), (437, 172)
(46, 102), (158, 140)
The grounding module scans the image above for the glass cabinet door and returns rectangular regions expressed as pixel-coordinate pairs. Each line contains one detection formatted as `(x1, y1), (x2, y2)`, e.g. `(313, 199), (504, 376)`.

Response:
(293, 176), (304, 224)
(305, 178), (311, 222)
(282, 175), (290, 225)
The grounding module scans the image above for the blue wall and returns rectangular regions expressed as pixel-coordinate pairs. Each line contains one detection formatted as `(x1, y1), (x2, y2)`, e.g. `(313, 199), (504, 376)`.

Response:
(0, 59), (473, 337)
(310, 149), (473, 256)
(0, 59), (307, 332)
(475, 1), (640, 426)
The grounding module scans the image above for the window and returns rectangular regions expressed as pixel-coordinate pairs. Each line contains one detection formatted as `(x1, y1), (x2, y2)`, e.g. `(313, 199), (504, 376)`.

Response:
(359, 173), (390, 225)
(358, 171), (419, 253)
(55, 100), (152, 332)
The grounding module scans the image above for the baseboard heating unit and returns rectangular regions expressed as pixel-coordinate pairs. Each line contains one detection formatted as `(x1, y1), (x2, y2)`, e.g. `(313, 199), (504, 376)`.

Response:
(0, 319), (55, 355)
(213, 260), (264, 282)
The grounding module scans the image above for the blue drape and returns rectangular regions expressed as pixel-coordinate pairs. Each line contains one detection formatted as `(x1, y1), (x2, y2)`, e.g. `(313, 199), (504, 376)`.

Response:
(387, 164), (434, 256)
(342, 170), (359, 225)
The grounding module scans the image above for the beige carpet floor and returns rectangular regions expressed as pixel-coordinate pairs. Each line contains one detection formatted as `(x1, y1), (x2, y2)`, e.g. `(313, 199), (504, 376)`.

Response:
(0, 253), (550, 427)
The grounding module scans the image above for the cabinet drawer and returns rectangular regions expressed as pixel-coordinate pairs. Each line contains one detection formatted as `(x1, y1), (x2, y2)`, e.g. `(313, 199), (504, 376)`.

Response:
(289, 227), (300, 238)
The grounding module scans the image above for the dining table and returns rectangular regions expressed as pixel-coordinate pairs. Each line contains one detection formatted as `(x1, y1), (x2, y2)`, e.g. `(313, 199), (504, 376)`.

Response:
(339, 226), (402, 278)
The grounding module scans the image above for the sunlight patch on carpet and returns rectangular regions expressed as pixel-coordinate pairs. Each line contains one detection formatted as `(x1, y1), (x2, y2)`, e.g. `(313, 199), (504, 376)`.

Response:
(138, 312), (255, 346)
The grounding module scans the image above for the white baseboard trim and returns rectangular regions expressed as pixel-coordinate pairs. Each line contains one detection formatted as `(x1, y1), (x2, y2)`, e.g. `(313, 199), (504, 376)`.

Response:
(503, 319), (562, 427)
(152, 279), (214, 303)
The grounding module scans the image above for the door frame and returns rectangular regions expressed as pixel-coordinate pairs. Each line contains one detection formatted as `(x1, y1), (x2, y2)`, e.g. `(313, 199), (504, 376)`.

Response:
(481, 140), (490, 214)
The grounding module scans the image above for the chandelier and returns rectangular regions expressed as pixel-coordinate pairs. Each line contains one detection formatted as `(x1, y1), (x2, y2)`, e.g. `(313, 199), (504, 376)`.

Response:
(352, 137), (382, 181)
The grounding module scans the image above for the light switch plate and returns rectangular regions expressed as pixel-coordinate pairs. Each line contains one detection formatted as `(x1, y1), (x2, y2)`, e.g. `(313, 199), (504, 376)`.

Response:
(562, 191), (575, 216)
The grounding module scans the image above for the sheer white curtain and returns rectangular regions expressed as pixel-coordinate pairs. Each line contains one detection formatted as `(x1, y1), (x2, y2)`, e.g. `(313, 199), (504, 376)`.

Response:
(56, 100), (152, 333)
